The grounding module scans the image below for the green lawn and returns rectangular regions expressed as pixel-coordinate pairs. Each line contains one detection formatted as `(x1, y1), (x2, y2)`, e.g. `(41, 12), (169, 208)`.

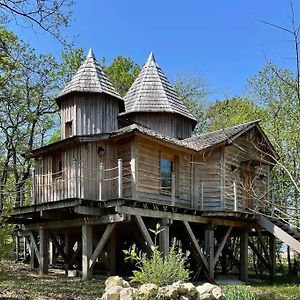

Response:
(1, 261), (300, 300)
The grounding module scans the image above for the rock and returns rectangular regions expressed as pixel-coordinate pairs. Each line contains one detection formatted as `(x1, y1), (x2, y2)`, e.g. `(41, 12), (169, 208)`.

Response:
(182, 282), (197, 297)
(159, 285), (178, 299)
(138, 283), (159, 299)
(105, 276), (127, 290)
(211, 286), (225, 300)
(119, 287), (137, 300)
(196, 283), (224, 300)
(122, 280), (130, 288)
(172, 281), (187, 295)
(101, 286), (123, 300)
(179, 296), (190, 300)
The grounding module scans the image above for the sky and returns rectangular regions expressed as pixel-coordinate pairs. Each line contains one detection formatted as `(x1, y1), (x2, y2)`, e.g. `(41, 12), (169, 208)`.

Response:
(9, 0), (300, 100)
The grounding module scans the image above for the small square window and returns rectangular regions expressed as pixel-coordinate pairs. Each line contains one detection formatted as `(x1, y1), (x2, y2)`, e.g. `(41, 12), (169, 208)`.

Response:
(65, 121), (73, 138)
(52, 154), (62, 178)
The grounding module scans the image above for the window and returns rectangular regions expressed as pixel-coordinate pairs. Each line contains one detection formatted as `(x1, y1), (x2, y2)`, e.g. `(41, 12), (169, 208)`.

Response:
(52, 154), (63, 178)
(160, 157), (173, 194)
(65, 121), (73, 138)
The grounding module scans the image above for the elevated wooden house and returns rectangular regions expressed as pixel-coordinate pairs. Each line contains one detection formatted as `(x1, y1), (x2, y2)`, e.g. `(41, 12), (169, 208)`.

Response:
(8, 50), (300, 281)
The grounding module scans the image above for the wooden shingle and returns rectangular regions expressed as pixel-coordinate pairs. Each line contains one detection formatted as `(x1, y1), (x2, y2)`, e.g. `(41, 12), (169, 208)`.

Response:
(56, 49), (123, 104)
(121, 52), (196, 123)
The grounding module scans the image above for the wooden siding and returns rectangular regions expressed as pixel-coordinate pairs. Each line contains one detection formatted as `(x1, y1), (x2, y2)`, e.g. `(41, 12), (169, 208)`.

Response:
(193, 148), (222, 211)
(136, 136), (192, 207)
(61, 93), (120, 139)
(130, 113), (194, 139)
(224, 133), (270, 211)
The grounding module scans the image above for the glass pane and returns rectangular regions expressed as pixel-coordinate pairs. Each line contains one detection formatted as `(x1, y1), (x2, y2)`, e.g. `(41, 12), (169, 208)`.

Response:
(160, 158), (172, 194)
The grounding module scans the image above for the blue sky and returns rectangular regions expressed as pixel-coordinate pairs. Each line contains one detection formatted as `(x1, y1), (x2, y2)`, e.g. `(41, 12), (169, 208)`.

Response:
(10, 0), (300, 100)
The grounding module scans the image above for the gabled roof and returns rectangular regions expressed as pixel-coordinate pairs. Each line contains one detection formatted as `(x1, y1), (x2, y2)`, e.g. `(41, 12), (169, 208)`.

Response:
(56, 49), (123, 105)
(182, 120), (279, 159)
(121, 53), (197, 124)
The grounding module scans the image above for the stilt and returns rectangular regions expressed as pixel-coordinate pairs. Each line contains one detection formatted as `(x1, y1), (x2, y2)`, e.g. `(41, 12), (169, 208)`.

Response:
(39, 228), (49, 274)
(108, 229), (116, 275)
(240, 230), (248, 281)
(29, 233), (38, 268)
(82, 224), (93, 280)
(49, 240), (56, 265)
(205, 225), (214, 279)
(269, 235), (276, 279)
(14, 235), (19, 261)
(23, 237), (27, 261)
(159, 218), (170, 256)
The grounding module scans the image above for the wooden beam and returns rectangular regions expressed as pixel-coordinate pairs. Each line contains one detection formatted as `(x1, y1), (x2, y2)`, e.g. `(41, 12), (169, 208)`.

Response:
(256, 228), (272, 266)
(82, 224), (93, 280)
(135, 216), (154, 250)
(269, 235), (276, 279)
(240, 230), (248, 282)
(183, 221), (209, 270)
(159, 218), (170, 256)
(29, 232), (40, 265)
(24, 213), (126, 230)
(248, 239), (271, 269)
(39, 228), (49, 274)
(89, 223), (116, 269)
(108, 230), (116, 275)
(116, 206), (253, 228)
(74, 206), (103, 216)
(213, 227), (232, 267)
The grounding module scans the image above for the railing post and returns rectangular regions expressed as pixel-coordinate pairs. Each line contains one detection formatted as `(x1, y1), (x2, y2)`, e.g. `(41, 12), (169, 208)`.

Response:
(171, 172), (176, 206)
(118, 159), (123, 198)
(200, 180), (204, 210)
(234, 181), (237, 211)
(99, 163), (103, 201)
(31, 165), (36, 205)
(20, 186), (24, 206)
(73, 159), (79, 199)
(271, 190), (275, 216)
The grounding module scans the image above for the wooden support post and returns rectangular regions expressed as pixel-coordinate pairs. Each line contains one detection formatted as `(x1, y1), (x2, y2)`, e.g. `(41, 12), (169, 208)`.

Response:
(171, 172), (176, 206)
(118, 159), (123, 198)
(240, 230), (248, 282)
(15, 235), (19, 261)
(31, 166), (36, 205)
(108, 229), (116, 275)
(39, 228), (49, 274)
(99, 163), (103, 201)
(23, 237), (27, 261)
(73, 159), (79, 198)
(269, 235), (276, 279)
(234, 181), (237, 211)
(205, 226), (215, 279)
(82, 224), (93, 280)
(49, 240), (56, 265)
(183, 221), (209, 270)
(159, 218), (170, 256)
(29, 232), (39, 268)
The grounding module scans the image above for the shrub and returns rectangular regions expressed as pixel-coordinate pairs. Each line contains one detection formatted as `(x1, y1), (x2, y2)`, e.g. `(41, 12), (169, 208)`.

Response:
(123, 223), (190, 286)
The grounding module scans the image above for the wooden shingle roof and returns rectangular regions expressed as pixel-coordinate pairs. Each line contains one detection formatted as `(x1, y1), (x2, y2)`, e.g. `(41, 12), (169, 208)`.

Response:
(56, 49), (123, 104)
(121, 53), (197, 123)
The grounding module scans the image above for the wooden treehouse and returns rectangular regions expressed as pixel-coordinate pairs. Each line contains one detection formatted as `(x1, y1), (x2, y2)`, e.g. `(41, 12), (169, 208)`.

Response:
(7, 50), (300, 281)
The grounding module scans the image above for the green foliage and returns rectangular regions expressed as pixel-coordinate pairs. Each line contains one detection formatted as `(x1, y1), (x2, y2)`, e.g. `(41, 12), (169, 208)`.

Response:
(123, 223), (190, 286)
(102, 56), (140, 97)
(0, 217), (13, 262)
(224, 286), (258, 300)
(206, 96), (264, 131)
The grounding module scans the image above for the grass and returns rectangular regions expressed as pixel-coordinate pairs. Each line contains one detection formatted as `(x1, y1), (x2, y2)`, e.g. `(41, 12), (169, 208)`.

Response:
(2, 260), (300, 299)
(0, 260), (105, 300)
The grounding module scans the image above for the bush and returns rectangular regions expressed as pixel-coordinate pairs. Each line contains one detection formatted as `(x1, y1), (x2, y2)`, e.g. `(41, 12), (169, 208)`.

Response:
(123, 223), (190, 286)
(224, 286), (257, 300)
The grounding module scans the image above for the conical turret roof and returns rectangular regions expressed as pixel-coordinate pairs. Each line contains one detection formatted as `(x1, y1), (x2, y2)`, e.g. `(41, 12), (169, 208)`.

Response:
(122, 52), (196, 123)
(56, 49), (123, 104)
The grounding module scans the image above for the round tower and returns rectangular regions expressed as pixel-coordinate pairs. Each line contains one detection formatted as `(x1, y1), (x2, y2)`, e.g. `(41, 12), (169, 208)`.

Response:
(56, 49), (124, 139)
(120, 53), (197, 139)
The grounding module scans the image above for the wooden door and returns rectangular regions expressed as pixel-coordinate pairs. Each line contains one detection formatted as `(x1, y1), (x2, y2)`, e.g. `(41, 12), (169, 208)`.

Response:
(240, 163), (255, 209)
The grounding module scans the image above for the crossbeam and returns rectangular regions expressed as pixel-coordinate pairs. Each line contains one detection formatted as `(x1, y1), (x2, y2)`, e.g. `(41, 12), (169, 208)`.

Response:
(213, 226), (232, 267)
(135, 215), (154, 249)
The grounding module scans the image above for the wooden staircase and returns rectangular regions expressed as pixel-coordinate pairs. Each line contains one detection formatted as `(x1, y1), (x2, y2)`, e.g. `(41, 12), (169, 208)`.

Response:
(258, 215), (300, 253)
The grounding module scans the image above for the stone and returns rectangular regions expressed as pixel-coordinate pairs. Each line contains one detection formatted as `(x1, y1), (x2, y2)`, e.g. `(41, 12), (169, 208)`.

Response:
(101, 286), (123, 300)
(138, 283), (159, 299)
(211, 287), (225, 300)
(182, 282), (197, 297)
(179, 296), (190, 300)
(122, 280), (130, 288)
(172, 281), (187, 295)
(105, 276), (126, 290)
(119, 287), (137, 300)
(159, 285), (178, 299)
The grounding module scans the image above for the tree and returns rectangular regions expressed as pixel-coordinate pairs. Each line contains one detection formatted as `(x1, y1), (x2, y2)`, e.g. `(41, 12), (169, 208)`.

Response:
(173, 73), (209, 134)
(205, 97), (264, 132)
(102, 56), (140, 97)
(0, 0), (73, 44)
